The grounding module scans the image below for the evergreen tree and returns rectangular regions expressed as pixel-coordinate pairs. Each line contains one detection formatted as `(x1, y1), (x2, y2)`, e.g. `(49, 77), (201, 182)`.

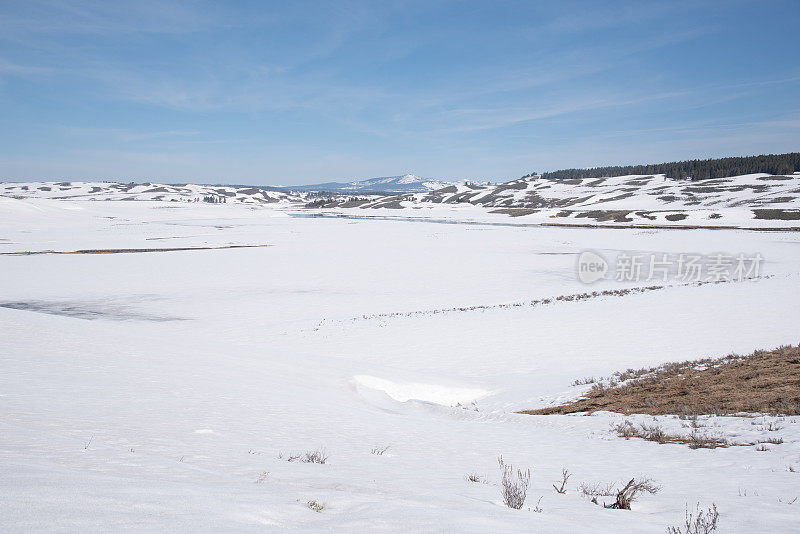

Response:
(526, 153), (800, 181)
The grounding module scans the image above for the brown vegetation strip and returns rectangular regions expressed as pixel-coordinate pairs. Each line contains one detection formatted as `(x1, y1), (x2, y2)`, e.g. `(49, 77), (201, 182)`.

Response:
(311, 285), (664, 330)
(1, 244), (272, 255)
(315, 276), (767, 330)
(522, 345), (800, 416)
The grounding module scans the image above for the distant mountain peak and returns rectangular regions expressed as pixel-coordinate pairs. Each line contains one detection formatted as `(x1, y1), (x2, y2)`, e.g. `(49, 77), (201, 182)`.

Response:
(397, 173), (422, 184)
(291, 174), (451, 194)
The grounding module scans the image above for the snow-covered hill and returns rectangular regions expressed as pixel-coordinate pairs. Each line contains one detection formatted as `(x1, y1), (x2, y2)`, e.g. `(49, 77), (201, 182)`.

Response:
(3, 172), (799, 229)
(419, 172), (800, 210)
(290, 174), (451, 194)
(311, 172), (800, 228)
(0, 181), (304, 204)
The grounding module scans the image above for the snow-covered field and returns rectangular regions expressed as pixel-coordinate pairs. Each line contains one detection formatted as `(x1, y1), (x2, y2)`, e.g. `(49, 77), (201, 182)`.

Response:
(1, 196), (799, 532)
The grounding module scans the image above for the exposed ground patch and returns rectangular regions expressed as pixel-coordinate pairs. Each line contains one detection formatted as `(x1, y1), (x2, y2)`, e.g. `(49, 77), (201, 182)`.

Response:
(489, 208), (539, 217)
(145, 235), (202, 241)
(753, 209), (800, 220)
(523, 344), (800, 416)
(0, 244), (272, 255)
(575, 210), (633, 223)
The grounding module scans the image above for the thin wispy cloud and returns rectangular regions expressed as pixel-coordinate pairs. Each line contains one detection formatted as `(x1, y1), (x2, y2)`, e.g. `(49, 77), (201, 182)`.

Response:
(0, 1), (797, 184)
(0, 59), (51, 74)
(59, 126), (201, 143)
(545, 2), (680, 33)
(425, 90), (693, 134)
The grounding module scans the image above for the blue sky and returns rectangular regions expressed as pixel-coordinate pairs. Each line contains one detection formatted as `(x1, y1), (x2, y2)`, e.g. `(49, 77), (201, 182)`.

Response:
(0, 0), (798, 185)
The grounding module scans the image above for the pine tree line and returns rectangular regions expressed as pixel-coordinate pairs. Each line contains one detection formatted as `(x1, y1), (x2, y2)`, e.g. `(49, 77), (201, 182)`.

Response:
(523, 152), (800, 181)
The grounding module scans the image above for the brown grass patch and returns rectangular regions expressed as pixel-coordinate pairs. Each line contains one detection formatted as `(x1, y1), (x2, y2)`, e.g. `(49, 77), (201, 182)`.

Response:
(522, 344), (800, 416)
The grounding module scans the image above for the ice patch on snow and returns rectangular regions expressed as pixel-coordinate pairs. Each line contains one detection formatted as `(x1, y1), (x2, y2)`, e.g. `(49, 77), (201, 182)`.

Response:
(0, 299), (187, 322)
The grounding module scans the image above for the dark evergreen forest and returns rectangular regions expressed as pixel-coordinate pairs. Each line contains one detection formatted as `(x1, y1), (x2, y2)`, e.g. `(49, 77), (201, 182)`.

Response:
(523, 153), (800, 181)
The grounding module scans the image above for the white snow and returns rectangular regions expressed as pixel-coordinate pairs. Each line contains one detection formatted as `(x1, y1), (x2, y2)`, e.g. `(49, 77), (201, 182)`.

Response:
(353, 375), (492, 404)
(0, 194), (799, 532)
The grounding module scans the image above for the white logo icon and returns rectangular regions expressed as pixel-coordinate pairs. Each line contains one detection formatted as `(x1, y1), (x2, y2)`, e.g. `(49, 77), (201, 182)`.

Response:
(577, 250), (608, 283)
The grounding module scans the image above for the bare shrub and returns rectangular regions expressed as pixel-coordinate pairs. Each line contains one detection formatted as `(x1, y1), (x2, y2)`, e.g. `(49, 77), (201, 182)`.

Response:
(581, 478), (660, 510)
(371, 445), (390, 455)
(553, 468), (571, 494)
(755, 444), (769, 451)
(666, 503), (719, 533)
(760, 437), (783, 445)
(614, 420), (640, 438)
(282, 448), (328, 464)
(572, 376), (596, 386)
(455, 401), (480, 412)
(306, 500), (326, 512)
(465, 473), (486, 483)
(498, 456), (531, 509)
(639, 423), (670, 444)
(590, 382), (607, 395)
(681, 415), (703, 429)
(530, 496), (543, 513)
(303, 448), (328, 464)
(687, 431), (729, 449)
(610, 478), (661, 509)
(614, 420), (673, 443)
(579, 481), (616, 499)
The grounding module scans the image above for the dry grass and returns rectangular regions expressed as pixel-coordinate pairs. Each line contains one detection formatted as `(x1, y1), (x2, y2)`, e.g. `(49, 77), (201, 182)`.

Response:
(667, 503), (719, 534)
(522, 345), (800, 416)
(280, 448), (328, 464)
(370, 445), (390, 455)
(301, 449), (328, 464)
(498, 456), (531, 509)
(611, 420), (734, 449)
